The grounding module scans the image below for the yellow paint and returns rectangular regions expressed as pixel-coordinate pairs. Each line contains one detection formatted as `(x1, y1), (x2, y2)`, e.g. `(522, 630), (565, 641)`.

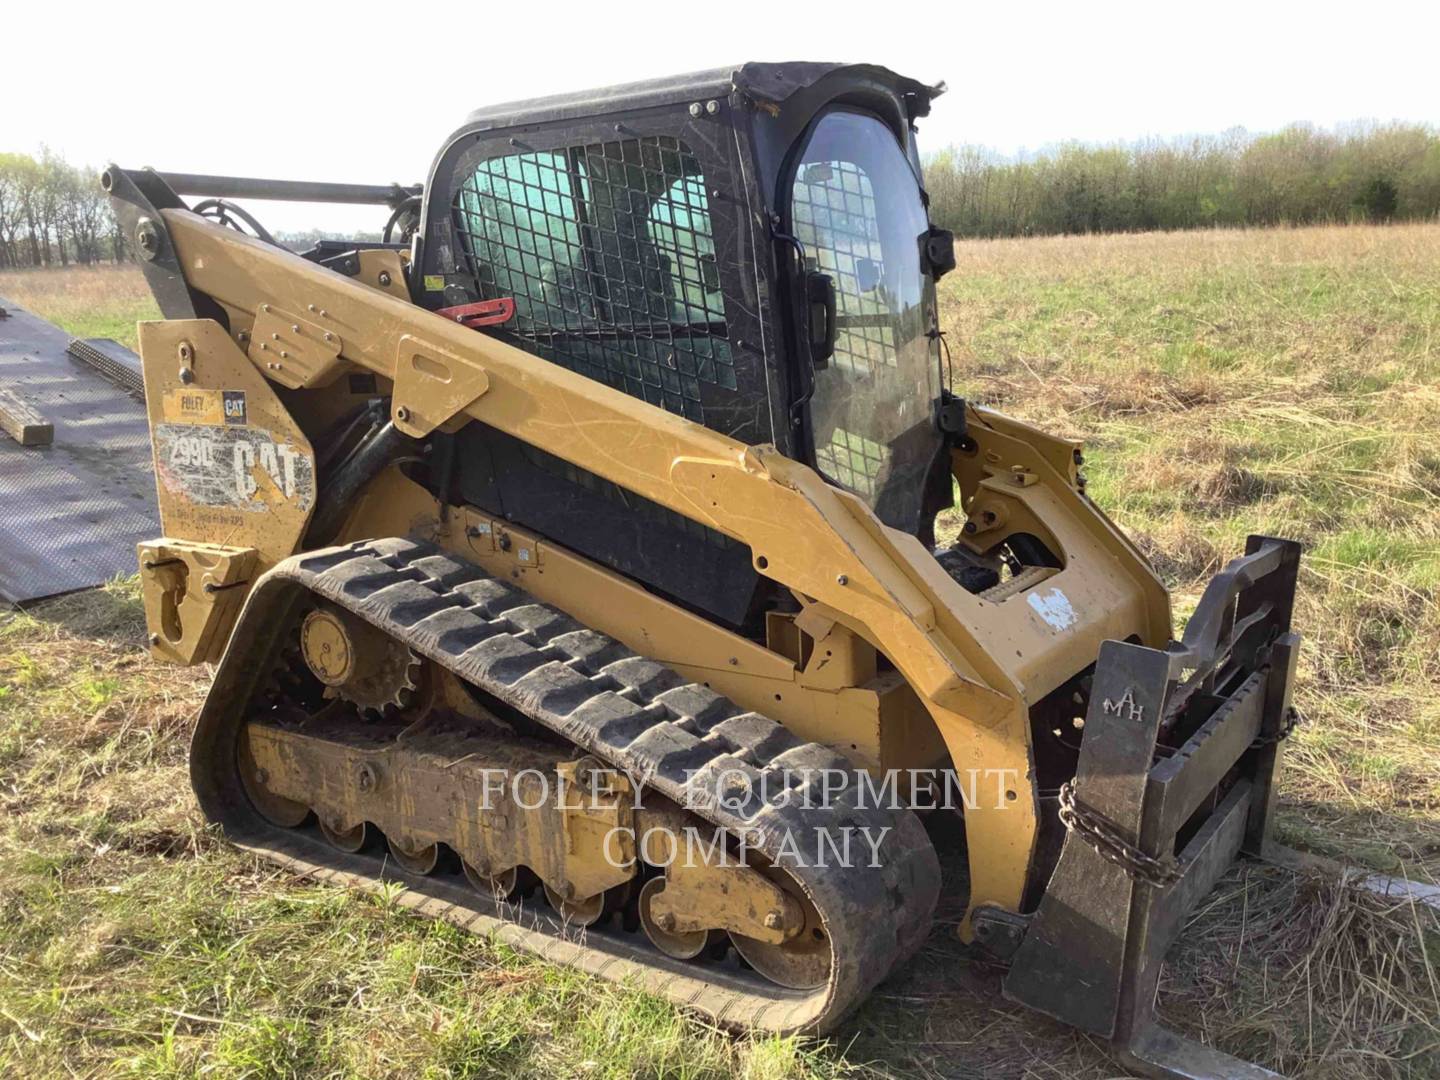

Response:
(137, 538), (256, 665)
(139, 320), (317, 570)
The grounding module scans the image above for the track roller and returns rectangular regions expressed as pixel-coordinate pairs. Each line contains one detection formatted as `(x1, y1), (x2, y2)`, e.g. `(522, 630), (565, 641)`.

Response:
(543, 882), (605, 926)
(638, 878), (718, 960)
(319, 817), (372, 853)
(387, 837), (442, 875)
(463, 863), (520, 901)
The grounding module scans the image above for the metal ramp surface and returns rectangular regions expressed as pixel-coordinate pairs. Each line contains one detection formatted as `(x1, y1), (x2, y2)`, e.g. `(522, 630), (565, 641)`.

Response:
(0, 297), (157, 604)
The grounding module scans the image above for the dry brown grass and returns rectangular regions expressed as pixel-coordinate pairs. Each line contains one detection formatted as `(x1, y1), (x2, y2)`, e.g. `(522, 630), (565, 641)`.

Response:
(0, 263), (156, 349)
(1164, 864), (1440, 1077)
(949, 220), (1440, 275)
(938, 221), (1440, 883)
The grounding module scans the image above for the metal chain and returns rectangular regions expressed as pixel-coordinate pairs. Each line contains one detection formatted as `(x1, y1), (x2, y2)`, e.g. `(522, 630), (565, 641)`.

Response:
(1058, 704), (1301, 888)
(1250, 704), (1302, 749)
(1057, 781), (1183, 888)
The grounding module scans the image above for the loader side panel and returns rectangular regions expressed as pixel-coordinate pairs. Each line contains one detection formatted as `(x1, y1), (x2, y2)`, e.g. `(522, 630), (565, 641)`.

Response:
(447, 421), (761, 627)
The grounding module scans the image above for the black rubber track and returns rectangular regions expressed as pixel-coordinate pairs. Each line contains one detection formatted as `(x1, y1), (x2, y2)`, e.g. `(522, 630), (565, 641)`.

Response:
(191, 537), (941, 1033)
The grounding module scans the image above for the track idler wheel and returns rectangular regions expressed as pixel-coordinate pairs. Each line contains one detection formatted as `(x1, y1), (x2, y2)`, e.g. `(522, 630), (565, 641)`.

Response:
(237, 727), (310, 828)
(729, 887), (832, 990)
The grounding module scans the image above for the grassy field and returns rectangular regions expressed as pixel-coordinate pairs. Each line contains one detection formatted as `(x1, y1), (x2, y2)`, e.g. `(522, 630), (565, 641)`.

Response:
(0, 263), (157, 349)
(2, 225), (1438, 1078)
(939, 224), (1440, 874)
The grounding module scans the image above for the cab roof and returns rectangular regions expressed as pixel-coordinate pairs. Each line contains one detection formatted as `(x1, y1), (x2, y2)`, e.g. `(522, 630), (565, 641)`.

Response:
(461, 62), (944, 131)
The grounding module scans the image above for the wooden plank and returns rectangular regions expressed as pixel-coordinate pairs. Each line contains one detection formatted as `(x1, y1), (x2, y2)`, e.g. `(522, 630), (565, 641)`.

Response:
(0, 385), (54, 446)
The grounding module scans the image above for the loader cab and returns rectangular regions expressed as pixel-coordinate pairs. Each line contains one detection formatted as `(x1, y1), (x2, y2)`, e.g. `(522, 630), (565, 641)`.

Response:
(414, 63), (954, 630)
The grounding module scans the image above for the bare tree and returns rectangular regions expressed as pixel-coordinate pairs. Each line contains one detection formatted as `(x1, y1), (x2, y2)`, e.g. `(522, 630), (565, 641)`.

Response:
(0, 151), (123, 267)
(0, 154), (26, 269)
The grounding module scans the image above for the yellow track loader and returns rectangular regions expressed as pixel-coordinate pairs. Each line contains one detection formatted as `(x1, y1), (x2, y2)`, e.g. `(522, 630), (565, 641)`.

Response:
(106, 62), (1302, 1079)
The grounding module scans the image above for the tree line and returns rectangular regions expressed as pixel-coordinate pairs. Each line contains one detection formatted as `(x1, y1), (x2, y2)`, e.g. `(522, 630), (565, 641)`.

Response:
(0, 153), (379, 269)
(0, 151), (118, 269)
(923, 121), (1440, 238)
(4, 121), (1439, 267)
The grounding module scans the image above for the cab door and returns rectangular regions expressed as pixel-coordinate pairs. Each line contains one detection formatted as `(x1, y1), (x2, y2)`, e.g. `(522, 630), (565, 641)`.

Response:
(784, 109), (946, 537)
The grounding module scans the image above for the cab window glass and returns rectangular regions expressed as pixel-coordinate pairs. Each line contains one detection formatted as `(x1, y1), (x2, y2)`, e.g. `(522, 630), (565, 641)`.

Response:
(791, 110), (939, 528)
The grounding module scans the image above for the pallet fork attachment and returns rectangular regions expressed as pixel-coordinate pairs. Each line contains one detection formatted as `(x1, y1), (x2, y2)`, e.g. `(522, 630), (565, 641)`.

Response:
(1003, 536), (1303, 1080)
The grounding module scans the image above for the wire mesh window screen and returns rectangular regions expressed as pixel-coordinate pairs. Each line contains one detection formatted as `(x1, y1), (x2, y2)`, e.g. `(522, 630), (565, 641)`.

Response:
(791, 159), (899, 377)
(816, 427), (888, 498)
(453, 137), (734, 424)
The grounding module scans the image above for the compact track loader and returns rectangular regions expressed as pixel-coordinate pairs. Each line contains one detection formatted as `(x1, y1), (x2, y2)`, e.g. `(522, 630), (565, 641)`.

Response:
(106, 62), (1303, 1078)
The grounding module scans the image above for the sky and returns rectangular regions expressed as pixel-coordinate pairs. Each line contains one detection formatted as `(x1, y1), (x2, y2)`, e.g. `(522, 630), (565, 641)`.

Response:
(7, 0), (1437, 232)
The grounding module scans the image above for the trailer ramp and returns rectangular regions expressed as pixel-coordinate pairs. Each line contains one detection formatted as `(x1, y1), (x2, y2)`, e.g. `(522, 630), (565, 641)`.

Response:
(0, 296), (157, 604)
